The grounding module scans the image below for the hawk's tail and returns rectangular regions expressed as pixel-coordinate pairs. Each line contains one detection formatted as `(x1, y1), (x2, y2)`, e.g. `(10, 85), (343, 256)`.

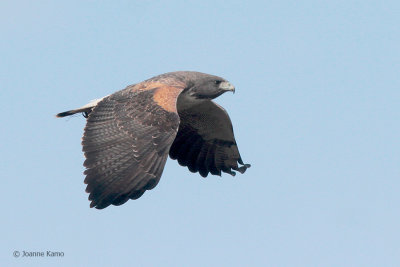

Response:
(56, 96), (107, 118)
(56, 107), (93, 118)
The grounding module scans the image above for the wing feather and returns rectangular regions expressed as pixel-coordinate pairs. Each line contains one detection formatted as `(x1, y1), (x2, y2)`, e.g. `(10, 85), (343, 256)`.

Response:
(170, 100), (250, 177)
(82, 84), (182, 209)
(205, 142), (220, 175)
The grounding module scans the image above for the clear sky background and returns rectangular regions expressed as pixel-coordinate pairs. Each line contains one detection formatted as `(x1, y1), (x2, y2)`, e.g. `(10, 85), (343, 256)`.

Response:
(1, 1), (399, 266)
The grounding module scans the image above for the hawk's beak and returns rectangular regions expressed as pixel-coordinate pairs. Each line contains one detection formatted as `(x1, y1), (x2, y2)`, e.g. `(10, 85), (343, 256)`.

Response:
(219, 81), (235, 94)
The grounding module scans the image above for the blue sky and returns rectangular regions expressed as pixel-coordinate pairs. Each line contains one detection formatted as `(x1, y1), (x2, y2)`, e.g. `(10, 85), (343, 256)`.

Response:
(1, 1), (399, 266)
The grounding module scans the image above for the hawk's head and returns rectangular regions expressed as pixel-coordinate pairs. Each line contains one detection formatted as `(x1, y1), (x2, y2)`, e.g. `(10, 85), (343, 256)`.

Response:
(179, 71), (235, 100)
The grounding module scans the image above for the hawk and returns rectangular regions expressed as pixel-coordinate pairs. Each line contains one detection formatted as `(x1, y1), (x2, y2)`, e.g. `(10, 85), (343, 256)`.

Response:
(57, 71), (250, 209)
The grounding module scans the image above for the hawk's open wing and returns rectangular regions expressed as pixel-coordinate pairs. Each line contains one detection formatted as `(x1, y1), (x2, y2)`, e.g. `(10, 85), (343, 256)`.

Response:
(169, 100), (250, 177)
(83, 84), (182, 209)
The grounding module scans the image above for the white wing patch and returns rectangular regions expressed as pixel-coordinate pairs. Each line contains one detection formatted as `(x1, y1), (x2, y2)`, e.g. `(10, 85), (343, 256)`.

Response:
(79, 95), (109, 109)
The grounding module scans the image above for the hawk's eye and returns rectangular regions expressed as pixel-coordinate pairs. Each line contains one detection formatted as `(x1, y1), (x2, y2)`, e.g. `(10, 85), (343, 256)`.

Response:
(214, 80), (222, 85)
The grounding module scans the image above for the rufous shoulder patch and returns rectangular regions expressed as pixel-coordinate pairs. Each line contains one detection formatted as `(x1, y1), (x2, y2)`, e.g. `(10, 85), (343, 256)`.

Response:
(153, 86), (183, 113)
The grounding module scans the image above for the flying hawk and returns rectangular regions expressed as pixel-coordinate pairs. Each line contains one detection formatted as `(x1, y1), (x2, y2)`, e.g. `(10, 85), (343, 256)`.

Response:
(57, 71), (250, 209)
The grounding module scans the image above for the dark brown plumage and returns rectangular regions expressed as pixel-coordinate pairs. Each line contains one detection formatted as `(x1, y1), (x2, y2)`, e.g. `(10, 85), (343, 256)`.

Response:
(57, 71), (250, 209)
